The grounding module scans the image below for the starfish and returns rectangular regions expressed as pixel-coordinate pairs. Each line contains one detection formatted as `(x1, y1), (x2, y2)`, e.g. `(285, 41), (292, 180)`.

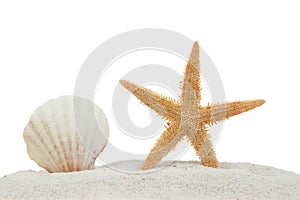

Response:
(120, 42), (265, 170)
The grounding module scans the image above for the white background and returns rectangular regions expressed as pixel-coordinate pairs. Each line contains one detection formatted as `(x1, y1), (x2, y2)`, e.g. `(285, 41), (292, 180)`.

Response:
(1, 1), (300, 177)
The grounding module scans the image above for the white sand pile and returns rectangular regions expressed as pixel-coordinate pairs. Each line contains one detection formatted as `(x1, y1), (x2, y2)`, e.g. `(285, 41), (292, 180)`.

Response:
(1, 160), (300, 200)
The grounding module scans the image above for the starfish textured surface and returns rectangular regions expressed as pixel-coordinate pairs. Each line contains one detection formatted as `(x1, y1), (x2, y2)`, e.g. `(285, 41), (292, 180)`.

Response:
(120, 42), (265, 170)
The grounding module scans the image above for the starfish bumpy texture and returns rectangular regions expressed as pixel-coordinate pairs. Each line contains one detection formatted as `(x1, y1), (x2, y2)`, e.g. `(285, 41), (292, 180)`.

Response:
(120, 42), (265, 170)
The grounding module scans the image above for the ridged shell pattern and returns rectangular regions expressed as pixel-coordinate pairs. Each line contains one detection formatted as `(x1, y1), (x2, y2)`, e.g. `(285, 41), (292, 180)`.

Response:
(23, 96), (109, 173)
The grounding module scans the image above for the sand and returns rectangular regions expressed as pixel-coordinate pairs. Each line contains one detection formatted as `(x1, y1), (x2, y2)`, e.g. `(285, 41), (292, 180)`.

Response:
(1, 160), (300, 200)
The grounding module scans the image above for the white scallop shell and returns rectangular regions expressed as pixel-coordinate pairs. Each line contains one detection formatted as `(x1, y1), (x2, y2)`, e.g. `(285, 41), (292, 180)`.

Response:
(23, 96), (109, 173)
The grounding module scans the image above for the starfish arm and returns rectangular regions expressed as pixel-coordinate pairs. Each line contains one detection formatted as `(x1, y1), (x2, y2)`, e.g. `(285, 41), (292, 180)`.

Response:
(199, 133), (218, 168)
(201, 99), (265, 124)
(141, 122), (183, 170)
(120, 80), (180, 120)
(182, 41), (201, 101)
(181, 78), (199, 120)
(186, 124), (218, 168)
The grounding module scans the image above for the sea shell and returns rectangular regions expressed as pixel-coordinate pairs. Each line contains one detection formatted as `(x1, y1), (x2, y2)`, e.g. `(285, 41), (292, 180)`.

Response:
(23, 96), (109, 173)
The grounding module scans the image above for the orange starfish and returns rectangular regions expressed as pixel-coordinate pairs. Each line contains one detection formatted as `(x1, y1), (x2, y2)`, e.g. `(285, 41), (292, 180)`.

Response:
(120, 42), (265, 170)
